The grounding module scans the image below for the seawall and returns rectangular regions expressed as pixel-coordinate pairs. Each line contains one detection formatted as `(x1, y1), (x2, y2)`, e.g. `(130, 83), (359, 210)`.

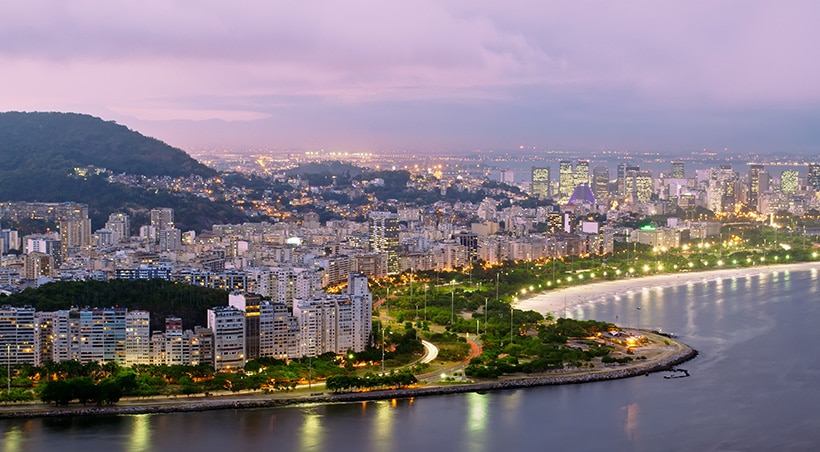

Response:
(0, 341), (697, 419)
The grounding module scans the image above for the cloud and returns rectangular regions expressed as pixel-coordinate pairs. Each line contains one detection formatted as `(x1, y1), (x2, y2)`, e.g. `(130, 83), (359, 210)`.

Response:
(1, 1), (820, 150)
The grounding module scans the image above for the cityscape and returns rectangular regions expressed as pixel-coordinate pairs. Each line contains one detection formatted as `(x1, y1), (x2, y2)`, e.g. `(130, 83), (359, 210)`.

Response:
(4, 1), (820, 451)
(1, 152), (818, 370)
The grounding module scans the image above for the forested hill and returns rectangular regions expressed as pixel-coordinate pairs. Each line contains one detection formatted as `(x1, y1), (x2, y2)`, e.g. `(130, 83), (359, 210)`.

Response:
(0, 112), (245, 231)
(0, 112), (215, 177)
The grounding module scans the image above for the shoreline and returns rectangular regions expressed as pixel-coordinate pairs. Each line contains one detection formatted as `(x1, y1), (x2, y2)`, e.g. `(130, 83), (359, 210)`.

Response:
(515, 261), (820, 318)
(9, 261), (810, 420)
(0, 334), (697, 420)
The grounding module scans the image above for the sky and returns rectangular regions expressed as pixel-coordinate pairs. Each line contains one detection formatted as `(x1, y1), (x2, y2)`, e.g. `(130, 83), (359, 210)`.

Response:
(2, 1), (820, 154)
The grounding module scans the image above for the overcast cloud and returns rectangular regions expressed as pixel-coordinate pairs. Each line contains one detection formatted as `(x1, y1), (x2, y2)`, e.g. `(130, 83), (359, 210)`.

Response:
(2, 1), (819, 153)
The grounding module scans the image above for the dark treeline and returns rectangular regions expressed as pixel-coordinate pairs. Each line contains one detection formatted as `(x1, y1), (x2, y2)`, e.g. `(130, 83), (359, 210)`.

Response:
(0, 279), (229, 331)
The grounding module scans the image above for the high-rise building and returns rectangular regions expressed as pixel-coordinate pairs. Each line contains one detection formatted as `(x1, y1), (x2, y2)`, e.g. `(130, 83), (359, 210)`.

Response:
(229, 293), (262, 360)
(346, 272), (373, 353)
(592, 166), (610, 203)
(635, 170), (654, 203)
(158, 228), (182, 251)
(59, 218), (92, 254)
(78, 307), (127, 364)
(670, 161), (685, 179)
(748, 164), (764, 211)
(558, 160), (574, 201)
(574, 160), (590, 187)
(24, 252), (54, 280)
(150, 208), (174, 243)
(531, 167), (550, 198)
(369, 211), (400, 275)
(0, 306), (36, 365)
(125, 310), (151, 366)
(105, 212), (131, 243)
(616, 163), (628, 196)
(150, 208), (174, 231)
(808, 163), (820, 190)
(717, 164), (738, 213)
(781, 170), (799, 194)
(0, 229), (19, 253)
(259, 300), (299, 359)
(207, 306), (246, 371)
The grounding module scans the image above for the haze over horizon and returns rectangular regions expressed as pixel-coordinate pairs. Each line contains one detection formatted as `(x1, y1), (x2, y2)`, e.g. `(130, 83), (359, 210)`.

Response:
(3, 1), (820, 154)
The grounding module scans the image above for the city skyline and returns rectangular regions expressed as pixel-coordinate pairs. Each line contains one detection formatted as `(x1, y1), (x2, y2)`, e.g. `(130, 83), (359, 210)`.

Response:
(3, 1), (820, 153)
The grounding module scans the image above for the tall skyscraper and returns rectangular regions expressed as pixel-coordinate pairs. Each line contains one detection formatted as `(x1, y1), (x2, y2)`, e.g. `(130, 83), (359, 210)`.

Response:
(748, 164), (764, 211)
(531, 167), (550, 198)
(592, 166), (610, 203)
(670, 161), (685, 179)
(369, 211), (400, 275)
(808, 163), (820, 189)
(780, 170), (799, 194)
(558, 160), (574, 201)
(635, 170), (654, 203)
(574, 159), (590, 187)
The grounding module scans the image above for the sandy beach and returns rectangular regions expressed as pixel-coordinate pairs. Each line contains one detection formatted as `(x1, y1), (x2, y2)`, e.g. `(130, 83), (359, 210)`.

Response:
(515, 261), (820, 318)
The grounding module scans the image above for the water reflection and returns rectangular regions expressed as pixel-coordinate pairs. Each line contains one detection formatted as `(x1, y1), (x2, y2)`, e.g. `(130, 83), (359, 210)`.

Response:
(128, 414), (150, 452)
(465, 392), (489, 452)
(2, 425), (23, 452)
(622, 402), (640, 442)
(299, 408), (324, 452)
(370, 400), (394, 451)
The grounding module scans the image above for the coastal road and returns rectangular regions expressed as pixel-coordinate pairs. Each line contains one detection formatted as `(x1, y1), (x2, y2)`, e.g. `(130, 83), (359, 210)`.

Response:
(417, 337), (482, 380)
(420, 340), (439, 364)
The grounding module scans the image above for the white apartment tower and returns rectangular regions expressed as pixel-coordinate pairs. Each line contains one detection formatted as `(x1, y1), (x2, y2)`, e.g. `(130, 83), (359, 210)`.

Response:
(207, 306), (246, 371)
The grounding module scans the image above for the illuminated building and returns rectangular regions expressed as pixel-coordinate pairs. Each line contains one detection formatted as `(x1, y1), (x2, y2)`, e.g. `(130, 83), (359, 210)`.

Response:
(781, 170), (799, 194)
(809, 163), (820, 189)
(105, 212), (131, 243)
(207, 305), (246, 371)
(670, 161), (685, 179)
(78, 307), (127, 364)
(531, 167), (550, 198)
(748, 164), (764, 211)
(125, 310), (151, 366)
(558, 160), (574, 202)
(574, 159), (590, 187)
(229, 293), (261, 359)
(592, 166), (610, 203)
(0, 306), (36, 365)
(369, 211), (400, 275)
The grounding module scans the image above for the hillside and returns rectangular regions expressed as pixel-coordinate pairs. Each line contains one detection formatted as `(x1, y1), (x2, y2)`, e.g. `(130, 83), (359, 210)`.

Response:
(0, 112), (246, 231)
(0, 112), (215, 177)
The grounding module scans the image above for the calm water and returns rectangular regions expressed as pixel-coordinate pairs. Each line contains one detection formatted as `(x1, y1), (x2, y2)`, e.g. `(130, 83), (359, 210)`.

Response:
(3, 268), (820, 451)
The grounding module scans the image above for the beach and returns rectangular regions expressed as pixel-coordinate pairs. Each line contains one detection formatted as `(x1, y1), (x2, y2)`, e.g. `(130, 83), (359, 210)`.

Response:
(515, 261), (820, 317)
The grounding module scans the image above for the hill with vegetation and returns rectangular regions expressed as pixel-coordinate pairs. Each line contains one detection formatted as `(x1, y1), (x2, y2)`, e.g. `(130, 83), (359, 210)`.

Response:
(0, 112), (215, 177)
(0, 112), (246, 231)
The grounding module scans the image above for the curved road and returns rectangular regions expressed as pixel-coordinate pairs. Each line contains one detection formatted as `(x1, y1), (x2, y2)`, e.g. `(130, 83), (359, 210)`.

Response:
(420, 340), (439, 364)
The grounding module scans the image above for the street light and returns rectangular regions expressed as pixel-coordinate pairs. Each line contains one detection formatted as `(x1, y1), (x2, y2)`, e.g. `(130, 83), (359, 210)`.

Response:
(424, 284), (428, 321)
(510, 300), (515, 345)
(450, 280), (455, 325)
(381, 327), (385, 374)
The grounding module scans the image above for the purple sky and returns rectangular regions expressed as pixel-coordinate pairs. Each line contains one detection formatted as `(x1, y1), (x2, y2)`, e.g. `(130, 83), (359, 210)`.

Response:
(3, 1), (820, 153)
